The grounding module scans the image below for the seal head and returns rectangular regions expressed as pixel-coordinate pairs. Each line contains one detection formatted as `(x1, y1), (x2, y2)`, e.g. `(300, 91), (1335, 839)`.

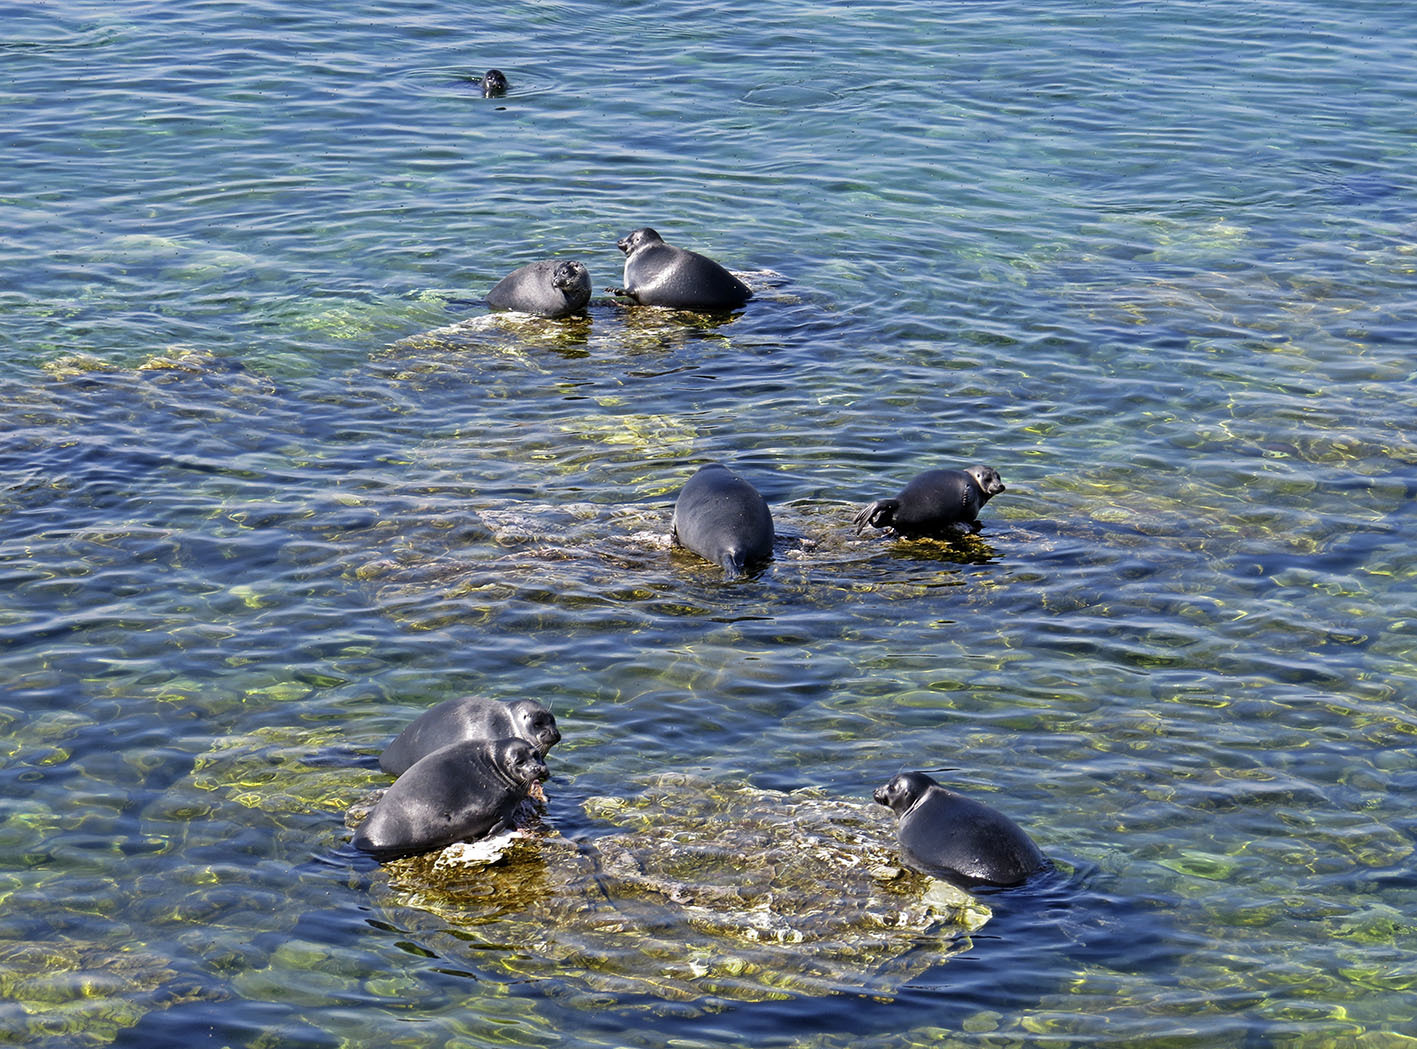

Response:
(671, 462), (774, 578)
(486, 259), (592, 319)
(355, 737), (548, 860)
(612, 227), (752, 311)
(854, 465), (1005, 538)
(379, 695), (561, 776)
(482, 69), (508, 97)
(874, 771), (1043, 887)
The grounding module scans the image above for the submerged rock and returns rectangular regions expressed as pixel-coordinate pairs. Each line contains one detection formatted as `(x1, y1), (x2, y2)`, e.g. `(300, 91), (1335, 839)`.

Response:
(365, 773), (990, 1012)
(0, 939), (211, 1048)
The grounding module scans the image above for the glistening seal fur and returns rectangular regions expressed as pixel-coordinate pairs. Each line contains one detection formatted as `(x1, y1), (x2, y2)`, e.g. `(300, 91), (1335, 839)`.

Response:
(481, 69), (508, 97)
(379, 696), (561, 776)
(671, 462), (774, 578)
(486, 259), (592, 318)
(854, 465), (1005, 538)
(354, 737), (548, 860)
(874, 771), (1044, 887)
(612, 227), (752, 311)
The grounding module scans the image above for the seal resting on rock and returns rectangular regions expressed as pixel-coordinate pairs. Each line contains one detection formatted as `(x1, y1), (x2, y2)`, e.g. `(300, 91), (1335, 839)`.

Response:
(486, 259), (592, 318)
(354, 737), (548, 860)
(874, 771), (1044, 887)
(379, 696), (561, 776)
(671, 462), (774, 578)
(853, 465), (1005, 538)
(612, 227), (752, 311)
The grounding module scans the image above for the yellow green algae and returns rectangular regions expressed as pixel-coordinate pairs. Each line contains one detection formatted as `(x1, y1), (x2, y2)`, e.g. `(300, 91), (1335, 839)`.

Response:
(356, 773), (988, 1014)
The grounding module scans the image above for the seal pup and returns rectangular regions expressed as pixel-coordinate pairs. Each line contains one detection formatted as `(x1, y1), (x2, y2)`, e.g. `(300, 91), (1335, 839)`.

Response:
(612, 227), (752, 311)
(853, 465), (1005, 538)
(485, 259), (592, 318)
(482, 69), (508, 97)
(874, 771), (1044, 887)
(671, 462), (774, 578)
(379, 696), (561, 776)
(354, 737), (548, 860)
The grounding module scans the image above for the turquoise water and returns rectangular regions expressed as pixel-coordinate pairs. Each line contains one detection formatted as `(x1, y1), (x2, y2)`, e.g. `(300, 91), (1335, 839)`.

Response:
(3, 0), (1416, 1045)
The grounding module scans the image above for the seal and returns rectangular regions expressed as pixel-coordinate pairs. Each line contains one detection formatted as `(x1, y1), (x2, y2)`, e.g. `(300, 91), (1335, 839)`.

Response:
(379, 695), (561, 776)
(354, 737), (548, 860)
(485, 259), (592, 318)
(612, 227), (752, 311)
(482, 69), (508, 97)
(671, 462), (774, 578)
(853, 465), (1005, 538)
(874, 771), (1044, 887)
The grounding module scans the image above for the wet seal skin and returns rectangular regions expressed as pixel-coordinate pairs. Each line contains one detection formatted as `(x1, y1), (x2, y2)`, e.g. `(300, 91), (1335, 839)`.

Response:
(854, 465), (1006, 538)
(485, 259), (592, 318)
(481, 69), (508, 96)
(671, 462), (774, 578)
(379, 696), (561, 776)
(355, 737), (548, 860)
(874, 771), (1044, 887)
(611, 227), (752, 311)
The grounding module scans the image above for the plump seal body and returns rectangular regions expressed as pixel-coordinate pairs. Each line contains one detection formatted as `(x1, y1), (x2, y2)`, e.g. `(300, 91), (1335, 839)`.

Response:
(671, 462), (774, 578)
(354, 737), (548, 860)
(854, 465), (1005, 538)
(874, 771), (1044, 887)
(486, 259), (592, 318)
(379, 696), (561, 776)
(613, 228), (752, 311)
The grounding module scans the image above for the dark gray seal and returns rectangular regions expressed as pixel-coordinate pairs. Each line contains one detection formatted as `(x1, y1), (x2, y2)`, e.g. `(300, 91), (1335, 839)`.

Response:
(485, 259), (592, 318)
(853, 465), (1005, 538)
(354, 737), (548, 860)
(482, 69), (508, 97)
(378, 696), (561, 776)
(612, 227), (752, 311)
(874, 771), (1044, 887)
(671, 462), (774, 578)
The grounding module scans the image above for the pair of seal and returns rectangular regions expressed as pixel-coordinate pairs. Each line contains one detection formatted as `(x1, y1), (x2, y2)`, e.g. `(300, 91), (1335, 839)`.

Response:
(612, 228), (753, 311)
(353, 737), (548, 860)
(874, 771), (1044, 887)
(671, 463), (774, 578)
(378, 695), (561, 776)
(485, 259), (592, 319)
(854, 465), (1006, 538)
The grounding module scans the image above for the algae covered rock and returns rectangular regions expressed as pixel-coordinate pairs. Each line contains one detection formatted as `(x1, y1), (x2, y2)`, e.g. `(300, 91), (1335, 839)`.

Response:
(366, 773), (990, 1012)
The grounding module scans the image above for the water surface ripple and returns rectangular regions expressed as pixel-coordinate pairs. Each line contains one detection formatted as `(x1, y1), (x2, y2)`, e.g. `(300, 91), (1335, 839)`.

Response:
(2, 0), (1416, 1046)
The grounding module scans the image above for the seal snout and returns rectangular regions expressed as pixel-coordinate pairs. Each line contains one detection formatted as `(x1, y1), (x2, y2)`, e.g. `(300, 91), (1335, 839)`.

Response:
(872, 785), (889, 806)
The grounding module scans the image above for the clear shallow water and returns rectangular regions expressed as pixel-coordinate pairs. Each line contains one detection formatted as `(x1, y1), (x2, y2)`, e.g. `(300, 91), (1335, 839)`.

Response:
(3, 0), (1416, 1045)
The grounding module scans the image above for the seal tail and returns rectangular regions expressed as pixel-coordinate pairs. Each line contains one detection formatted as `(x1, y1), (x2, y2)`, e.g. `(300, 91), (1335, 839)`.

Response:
(719, 550), (750, 580)
(853, 499), (898, 535)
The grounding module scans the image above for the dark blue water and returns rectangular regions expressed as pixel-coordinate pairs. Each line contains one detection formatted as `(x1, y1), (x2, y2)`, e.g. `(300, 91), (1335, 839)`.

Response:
(3, 0), (1416, 1045)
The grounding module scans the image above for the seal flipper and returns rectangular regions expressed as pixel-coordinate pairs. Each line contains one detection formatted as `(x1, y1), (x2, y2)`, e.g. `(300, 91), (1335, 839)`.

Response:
(853, 499), (899, 535)
(718, 547), (750, 580)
